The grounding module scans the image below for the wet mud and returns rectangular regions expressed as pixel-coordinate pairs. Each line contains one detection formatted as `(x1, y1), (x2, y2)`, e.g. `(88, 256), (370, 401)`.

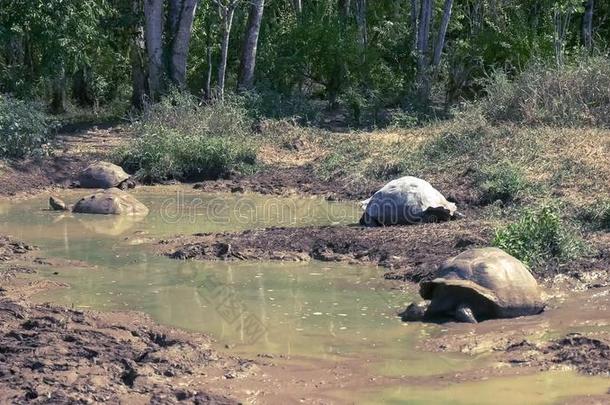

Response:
(162, 220), (493, 283)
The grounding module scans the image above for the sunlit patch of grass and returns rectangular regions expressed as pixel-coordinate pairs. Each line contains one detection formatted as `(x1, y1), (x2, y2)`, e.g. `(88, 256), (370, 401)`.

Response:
(115, 91), (258, 182)
(577, 199), (610, 231)
(492, 205), (588, 272)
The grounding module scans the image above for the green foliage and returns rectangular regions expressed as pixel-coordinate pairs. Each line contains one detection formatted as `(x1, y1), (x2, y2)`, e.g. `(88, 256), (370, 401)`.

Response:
(480, 57), (610, 127)
(116, 92), (257, 182)
(577, 199), (610, 231)
(477, 161), (529, 204)
(492, 205), (587, 270)
(2, 0), (610, 124)
(0, 95), (55, 158)
(0, 0), (130, 107)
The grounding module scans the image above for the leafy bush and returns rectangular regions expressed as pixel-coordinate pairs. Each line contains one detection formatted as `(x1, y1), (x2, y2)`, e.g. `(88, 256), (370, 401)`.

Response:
(481, 57), (610, 127)
(492, 205), (587, 271)
(477, 161), (529, 204)
(0, 95), (55, 158)
(117, 92), (257, 182)
(577, 199), (610, 231)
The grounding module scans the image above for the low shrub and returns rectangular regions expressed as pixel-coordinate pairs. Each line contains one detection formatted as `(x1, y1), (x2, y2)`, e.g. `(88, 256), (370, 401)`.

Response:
(480, 57), (610, 127)
(476, 161), (529, 204)
(492, 205), (587, 271)
(0, 95), (56, 158)
(117, 92), (257, 182)
(577, 199), (610, 231)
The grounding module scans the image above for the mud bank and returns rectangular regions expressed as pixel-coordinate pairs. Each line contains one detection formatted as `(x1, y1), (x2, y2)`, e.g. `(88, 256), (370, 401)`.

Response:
(162, 219), (610, 287)
(161, 221), (492, 282)
(0, 124), (126, 198)
(192, 165), (383, 201)
(0, 236), (245, 404)
(505, 334), (610, 376)
(0, 297), (240, 404)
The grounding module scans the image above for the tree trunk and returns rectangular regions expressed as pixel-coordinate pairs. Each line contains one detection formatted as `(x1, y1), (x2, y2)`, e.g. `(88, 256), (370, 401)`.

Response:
(238, 0), (265, 91)
(416, 0), (432, 100)
(72, 67), (94, 107)
(292, 0), (302, 15)
(582, 0), (594, 50)
(205, 46), (213, 99)
(5, 34), (24, 66)
(144, 0), (165, 100)
(338, 0), (351, 19)
(355, 0), (367, 51)
(410, 0), (419, 49)
(203, 12), (213, 100)
(416, 0), (431, 70)
(217, 2), (237, 100)
(131, 0), (148, 109)
(169, 0), (198, 88)
(51, 66), (66, 114)
(553, 8), (572, 67)
(432, 0), (453, 67)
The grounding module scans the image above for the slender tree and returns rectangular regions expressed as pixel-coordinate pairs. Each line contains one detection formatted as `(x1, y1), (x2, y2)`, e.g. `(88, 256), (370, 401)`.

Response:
(168, 0), (198, 87)
(143, 0), (164, 100)
(355, 0), (367, 52)
(410, 0), (419, 49)
(292, 0), (302, 15)
(131, 0), (148, 108)
(415, 0), (432, 99)
(582, 0), (594, 50)
(238, 0), (265, 91)
(432, 0), (453, 67)
(213, 0), (239, 99)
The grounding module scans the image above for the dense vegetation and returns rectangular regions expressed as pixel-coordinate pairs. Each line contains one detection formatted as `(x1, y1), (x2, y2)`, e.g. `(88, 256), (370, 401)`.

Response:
(116, 92), (257, 181)
(0, 0), (608, 122)
(0, 95), (55, 158)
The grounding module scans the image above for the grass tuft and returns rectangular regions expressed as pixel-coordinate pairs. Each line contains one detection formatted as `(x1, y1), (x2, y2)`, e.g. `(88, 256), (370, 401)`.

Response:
(577, 199), (610, 231)
(492, 205), (587, 272)
(480, 57), (610, 127)
(476, 161), (529, 204)
(116, 91), (258, 182)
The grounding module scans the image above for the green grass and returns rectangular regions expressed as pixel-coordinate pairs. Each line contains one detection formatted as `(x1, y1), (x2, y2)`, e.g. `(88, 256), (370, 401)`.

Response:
(577, 199), (610, 231)
(0, 94), (56, 158)
(476, 161), (529, 204)
(492, 205), (588, 271)
(116, 92), (258, 182)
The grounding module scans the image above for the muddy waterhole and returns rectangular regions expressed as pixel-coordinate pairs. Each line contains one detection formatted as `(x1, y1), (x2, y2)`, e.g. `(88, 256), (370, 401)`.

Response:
(1, 187), (608, 404)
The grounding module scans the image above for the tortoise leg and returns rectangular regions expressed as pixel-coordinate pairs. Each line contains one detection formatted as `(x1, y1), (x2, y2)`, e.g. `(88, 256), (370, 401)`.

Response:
(455, 304), (477, 323)
(359, 212), (381, 227)
(400, 302), (429, 322)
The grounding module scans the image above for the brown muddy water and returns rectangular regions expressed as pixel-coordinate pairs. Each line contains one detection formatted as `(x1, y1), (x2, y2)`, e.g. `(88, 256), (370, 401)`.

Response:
(0, 186), (608, 404)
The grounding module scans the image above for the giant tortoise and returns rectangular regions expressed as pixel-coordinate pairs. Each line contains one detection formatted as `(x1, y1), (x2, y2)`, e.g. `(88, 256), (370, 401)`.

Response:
(401, 247), (545, 323)
(79, 161), (131, 189)
(72, 188), (149, 216)
(360, 176), (458, 226)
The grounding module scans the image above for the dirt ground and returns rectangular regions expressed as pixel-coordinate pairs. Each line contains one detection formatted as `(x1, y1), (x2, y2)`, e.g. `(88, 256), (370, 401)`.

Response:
(1, 124), (609, 403)
(161, 218), (493, 283)
(2, 233), (609, 404)
(0, 122), (127, 198)
(192, 165), (383, 201)
(160, 221), (610, 287)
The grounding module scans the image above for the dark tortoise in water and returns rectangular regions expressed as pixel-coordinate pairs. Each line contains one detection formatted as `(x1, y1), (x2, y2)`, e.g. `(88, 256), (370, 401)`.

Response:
(402, 247), (545, 323)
